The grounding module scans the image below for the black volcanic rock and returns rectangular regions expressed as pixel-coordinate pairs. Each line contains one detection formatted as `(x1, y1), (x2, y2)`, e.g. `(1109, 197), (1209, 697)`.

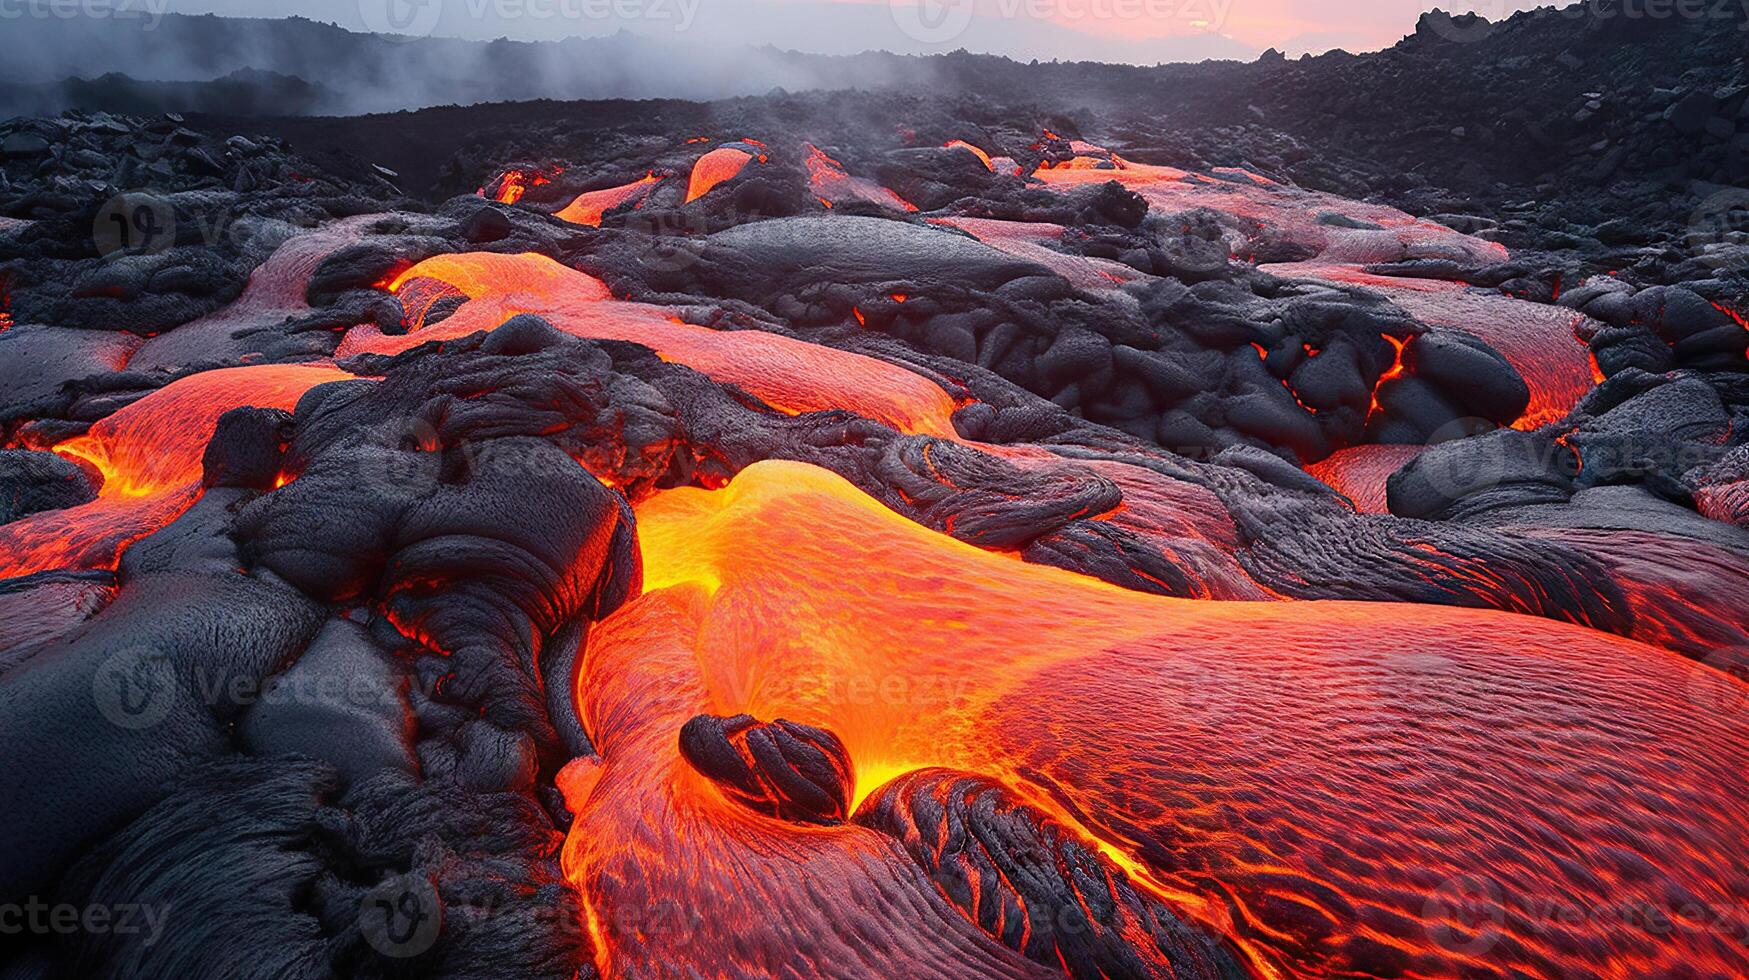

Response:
(0, 19), (1746, 974)
(0, 448), (99, 522)
(679, 714), (853, 825)
(856, 769), (1246, 979)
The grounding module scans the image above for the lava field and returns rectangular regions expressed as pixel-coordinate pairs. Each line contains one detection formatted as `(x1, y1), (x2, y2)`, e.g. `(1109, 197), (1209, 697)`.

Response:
(3, 38), (1749, 980)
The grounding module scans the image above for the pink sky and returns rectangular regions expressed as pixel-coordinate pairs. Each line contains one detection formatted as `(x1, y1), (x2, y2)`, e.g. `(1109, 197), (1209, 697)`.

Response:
(819, 0), (1538, 53)
(184, 0), (1543, 61)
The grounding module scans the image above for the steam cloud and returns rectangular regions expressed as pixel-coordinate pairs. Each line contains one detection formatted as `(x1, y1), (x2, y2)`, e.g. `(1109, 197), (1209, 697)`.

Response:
(0, 0), (1276, 118)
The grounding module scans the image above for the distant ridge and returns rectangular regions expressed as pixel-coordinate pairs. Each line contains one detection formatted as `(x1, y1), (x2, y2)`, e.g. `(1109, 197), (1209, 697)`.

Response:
(0, 11), (1253, 118)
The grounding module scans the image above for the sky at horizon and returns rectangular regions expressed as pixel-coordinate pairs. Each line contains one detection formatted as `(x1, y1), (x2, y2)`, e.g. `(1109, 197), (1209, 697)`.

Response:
(158, 0), (1547, 61)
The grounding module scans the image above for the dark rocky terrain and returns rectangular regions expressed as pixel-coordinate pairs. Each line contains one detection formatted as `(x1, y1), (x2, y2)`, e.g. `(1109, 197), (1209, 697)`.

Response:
(8, 2), (1742, 284)
(1, 5), (1747, 980)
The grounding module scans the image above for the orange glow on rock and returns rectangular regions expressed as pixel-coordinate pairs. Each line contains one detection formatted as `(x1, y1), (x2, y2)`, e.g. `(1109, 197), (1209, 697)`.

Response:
(1367, 333), (1410, 420)
(485, 165), (562, 205)
(803, 144), (917, 212)
(686, 147), (755, 203)
(1029, 139), (1595, 429)
(555, 173), (664, 227)
(944, 139), (994, 171)
(0, 364), (348, 577)
(1713, 301), (1749, 360)
(1306, 444), (1427, 513)
(565, 460), (1749, 979)
(346, 252), (959, 437)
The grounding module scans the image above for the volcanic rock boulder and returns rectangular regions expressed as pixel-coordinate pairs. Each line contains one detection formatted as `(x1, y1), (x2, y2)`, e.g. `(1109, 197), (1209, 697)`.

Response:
(680, 714), (854, 825)
(0, 448), (100, 522)
(856, 769), (1246, 980)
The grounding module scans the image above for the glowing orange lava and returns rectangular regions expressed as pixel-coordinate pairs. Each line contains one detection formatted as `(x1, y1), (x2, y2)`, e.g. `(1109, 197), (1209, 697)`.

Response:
(485, 165), (563, 205)
(944, 139), (994, 171)
(555, 173), (664, 227)
(349, 252), (960, 437)
(1714, 301), (1749, 360)
(1367, 284), (1593, 429)
(1306, 444), (1427, 513)
(1028, 140), (1590, 428)
(686, 146), (757, 203)
(1367, 333), (1410, 420)
(0, 364), (348, 577)
(803, 144), (917, 212)
(563, 460), (1749, 979)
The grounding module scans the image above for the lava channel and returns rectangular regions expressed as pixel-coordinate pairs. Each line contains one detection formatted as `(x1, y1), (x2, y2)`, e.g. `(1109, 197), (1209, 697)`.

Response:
(562, 460), (1749, 980)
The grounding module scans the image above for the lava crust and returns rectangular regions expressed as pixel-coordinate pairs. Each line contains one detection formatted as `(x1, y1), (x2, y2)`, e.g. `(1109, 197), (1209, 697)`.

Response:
(3, 43), (1748, 980)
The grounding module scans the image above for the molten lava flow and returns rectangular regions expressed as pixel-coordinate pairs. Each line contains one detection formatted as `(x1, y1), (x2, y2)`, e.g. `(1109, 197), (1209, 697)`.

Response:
(1028, 139), (1591, 428)
(382, 250), (614, 305)
(0, 364), (347, 577)
(554, 173), (664, 227)
(1367, 333), (1410, 421)
(1320, 276), (1596, 429)
(346, 251), (960, 437)
(127, 215), (382, 373)
(484, 165), (563, 205)
(561, 585), (1051, 979)
(929, 217), (1143, 291)
(1305, 444), (1427, 513)
(1033, 141), (1501, 271)
(565, 460), (1749, 979)
(1036, 140), (1131, 171)
(686, 143), (762, 202)
(803, 144), (916, 212)
(1714, 301), (1749, 360)
(943, 140), (994, 171)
